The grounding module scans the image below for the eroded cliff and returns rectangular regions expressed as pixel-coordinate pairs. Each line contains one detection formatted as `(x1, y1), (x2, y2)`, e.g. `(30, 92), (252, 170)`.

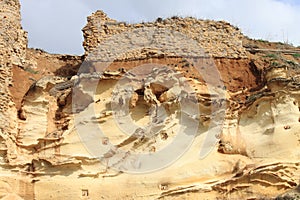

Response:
(0, 1), (300, 199)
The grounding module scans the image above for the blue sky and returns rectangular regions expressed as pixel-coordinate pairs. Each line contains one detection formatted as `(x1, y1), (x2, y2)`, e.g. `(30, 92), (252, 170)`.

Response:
(19, 0), (300, 55)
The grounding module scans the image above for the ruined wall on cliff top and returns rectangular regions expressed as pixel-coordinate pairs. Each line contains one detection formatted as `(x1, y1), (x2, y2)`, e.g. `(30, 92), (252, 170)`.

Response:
(82, 11), (247, 60)
(0, 0), (27, 157)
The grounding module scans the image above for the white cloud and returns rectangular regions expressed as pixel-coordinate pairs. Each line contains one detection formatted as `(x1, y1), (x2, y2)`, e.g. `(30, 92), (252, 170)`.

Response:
(19, 0), (300, 55)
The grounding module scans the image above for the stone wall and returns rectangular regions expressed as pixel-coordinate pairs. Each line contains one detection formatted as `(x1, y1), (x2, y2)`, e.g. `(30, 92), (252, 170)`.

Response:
(0, 0), (27, 65)
(0, 0), (27, 160)
(82, 11), (247, 61)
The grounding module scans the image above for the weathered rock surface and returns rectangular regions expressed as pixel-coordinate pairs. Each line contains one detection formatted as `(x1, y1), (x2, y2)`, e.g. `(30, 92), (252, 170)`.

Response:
(82, 10), (247, 60)
(0, 1), (300, 199)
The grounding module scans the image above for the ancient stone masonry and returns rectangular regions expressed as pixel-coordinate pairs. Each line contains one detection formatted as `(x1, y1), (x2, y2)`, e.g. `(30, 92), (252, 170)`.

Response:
(0, 1), (300, 199)
(0, 0), (27, 162)
(82, 10), (247, 60)
(0, 0), (27, 65)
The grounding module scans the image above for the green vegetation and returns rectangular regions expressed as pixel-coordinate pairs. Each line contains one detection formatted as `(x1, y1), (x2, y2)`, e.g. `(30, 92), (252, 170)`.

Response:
(156, 17), (163, 23)
(285, 60), (296, 66)
(292, 53), (300, 58)
(34, 48), (47, 53)
(256, 39), (268, 43)
(24, 67), (39, 74)
(171, 15), (180, 20)
(264, 53), (278, 59)
(270, 61), (280, 67)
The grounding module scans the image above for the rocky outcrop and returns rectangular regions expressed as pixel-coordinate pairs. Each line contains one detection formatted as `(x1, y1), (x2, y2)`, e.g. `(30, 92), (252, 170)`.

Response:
(0, 1), (33, 199)
(13, 55), (298, 199)
(0, 0), (27, 164)
(0, 3), (300, 200)
(0, 0), (27, 66)
(82, 10), (247, 60)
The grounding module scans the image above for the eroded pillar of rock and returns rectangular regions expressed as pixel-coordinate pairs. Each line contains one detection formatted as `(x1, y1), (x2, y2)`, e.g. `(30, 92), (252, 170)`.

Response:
(0, 0), (27, 162)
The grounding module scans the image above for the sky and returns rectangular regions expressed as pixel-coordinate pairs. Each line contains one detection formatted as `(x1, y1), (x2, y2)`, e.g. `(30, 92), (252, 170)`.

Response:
(19, 0), (300, 55)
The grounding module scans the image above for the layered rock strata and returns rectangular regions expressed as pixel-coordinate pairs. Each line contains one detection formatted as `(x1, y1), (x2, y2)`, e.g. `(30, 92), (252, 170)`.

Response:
(0, 2), (300, 199)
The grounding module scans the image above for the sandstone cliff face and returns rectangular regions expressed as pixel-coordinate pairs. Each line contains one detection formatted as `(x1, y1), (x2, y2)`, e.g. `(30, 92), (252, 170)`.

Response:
(1, 2), (300, 200)
(0, 1), (32, 199)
